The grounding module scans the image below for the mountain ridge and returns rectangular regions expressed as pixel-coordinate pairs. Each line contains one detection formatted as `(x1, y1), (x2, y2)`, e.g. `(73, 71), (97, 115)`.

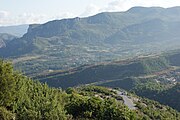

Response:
(1, 6), (180, 75)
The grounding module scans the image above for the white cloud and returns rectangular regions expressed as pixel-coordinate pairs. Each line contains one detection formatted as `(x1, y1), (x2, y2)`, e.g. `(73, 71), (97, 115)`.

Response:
(80, 4), (100, 17)
(80, 0), (180, 17)
(0, 11), (77, 26)
(101, 0), (131, 12)
(51, 12), (75, 20)
(0, 11), (48, 26)
(1, 0), (180, 26)
(16, 13), (47, 24)
(0, 11), (10, 18)
(101, 0), (180, 13)
(0, 11), (11, 26)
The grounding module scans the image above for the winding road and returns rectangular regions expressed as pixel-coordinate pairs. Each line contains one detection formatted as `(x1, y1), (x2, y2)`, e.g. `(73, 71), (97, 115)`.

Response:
(116, 91), (136, 110)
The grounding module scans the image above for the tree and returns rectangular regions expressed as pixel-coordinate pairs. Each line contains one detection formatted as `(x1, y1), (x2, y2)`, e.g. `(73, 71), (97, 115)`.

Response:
(0, 60), (17, 109)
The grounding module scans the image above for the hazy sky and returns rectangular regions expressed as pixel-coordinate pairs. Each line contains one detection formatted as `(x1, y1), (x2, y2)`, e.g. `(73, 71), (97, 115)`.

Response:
(1, 0), (180, 26)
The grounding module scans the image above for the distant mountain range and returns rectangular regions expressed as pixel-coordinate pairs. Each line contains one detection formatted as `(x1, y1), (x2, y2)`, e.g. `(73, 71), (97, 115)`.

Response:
(0, 33), (17, 48)
(0, 24), (28, 37)
(1, 6), (180, 75)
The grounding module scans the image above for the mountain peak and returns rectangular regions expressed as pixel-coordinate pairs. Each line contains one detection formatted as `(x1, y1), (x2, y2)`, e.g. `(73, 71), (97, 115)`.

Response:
(127, 6), (165, 14)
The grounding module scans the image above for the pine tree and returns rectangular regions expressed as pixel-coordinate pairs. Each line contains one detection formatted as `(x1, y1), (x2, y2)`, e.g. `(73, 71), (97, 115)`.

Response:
(0, 60), (16, 109)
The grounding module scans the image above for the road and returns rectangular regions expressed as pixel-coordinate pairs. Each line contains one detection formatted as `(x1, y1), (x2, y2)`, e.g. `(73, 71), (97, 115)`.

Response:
(116, 91), (136, 110)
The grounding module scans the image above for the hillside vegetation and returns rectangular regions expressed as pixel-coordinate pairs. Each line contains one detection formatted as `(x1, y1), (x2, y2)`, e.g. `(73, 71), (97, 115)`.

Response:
(0, 60), (180, 120)
(34, 51), (180, 112)
(36, 56), (170, 88)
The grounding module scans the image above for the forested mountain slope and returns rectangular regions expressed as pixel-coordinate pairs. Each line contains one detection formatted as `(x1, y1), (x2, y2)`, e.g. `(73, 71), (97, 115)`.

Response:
(1, 7), (180, 75)
(36, 55), (170, 88)
(35, 51), (180, 111)
(0, 60), (180, 120)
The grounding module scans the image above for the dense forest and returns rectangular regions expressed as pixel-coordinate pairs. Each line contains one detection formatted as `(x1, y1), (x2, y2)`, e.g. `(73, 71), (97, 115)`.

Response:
(0, 60), (180, 120)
